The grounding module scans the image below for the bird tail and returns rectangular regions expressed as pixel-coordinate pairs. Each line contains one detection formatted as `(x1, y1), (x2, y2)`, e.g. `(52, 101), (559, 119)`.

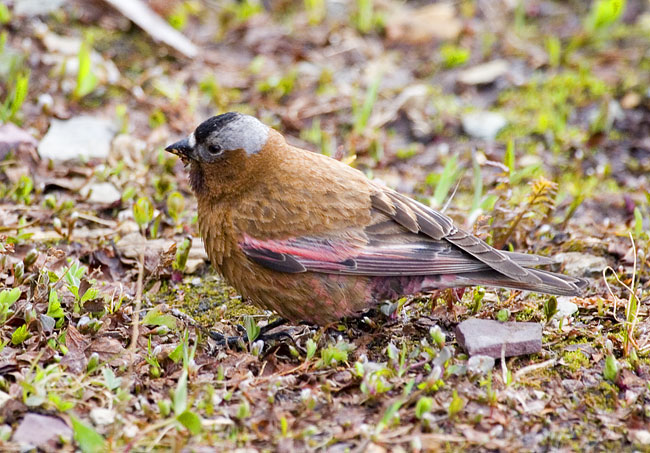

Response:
(449, 268), (587, 297)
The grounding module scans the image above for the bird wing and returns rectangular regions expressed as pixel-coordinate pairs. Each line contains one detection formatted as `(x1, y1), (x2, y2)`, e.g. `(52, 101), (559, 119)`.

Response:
(239, 228), (499, 276)
(239, 185), (544, 282)
(369, 187), (543, 284)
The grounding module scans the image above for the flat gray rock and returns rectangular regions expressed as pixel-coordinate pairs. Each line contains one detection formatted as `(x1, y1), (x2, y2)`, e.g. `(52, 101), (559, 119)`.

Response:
(554, 296), (579, 319)
(456, 318), (542, 358)
(458, 59), (509, 85)
(555, 252), (607, 277)
(13, 0), (66, 17)
(12, 413), (72, 448)
(81, 182), (122, 204)
(38, 116), (117, 161)
(461, 111), (507, 140)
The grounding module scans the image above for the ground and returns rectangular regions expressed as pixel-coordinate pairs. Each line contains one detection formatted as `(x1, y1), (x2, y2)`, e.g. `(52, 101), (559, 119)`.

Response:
(0, 0), (649, 451)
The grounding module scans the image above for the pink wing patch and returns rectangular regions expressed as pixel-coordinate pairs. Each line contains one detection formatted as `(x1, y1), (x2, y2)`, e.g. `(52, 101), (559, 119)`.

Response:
(239, 233), (492, 276)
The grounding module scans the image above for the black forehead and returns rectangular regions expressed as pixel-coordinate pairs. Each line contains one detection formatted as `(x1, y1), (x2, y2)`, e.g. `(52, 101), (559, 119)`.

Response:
(194, 112), (240, 143)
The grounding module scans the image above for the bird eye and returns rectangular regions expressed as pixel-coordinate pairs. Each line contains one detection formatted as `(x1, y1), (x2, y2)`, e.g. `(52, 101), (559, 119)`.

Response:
(208, 144), (222, 155)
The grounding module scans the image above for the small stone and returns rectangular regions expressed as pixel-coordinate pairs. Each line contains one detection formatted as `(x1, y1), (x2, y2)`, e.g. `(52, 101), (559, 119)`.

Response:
(629, 430), (650, 446)
(461, 112), (507, 140)
(185, 259), (205, 274)
(12, 413), (72, 448)
(0, 391), (11, 408)
(456, 318), (542, 358)
(467, 355), (495, 374)
(458, 59), (509, 85)
(39, 314), (56, 334)
(554, 297), (578, 319)
(81, 182), (122, 205)
(555, 252), (607, 277)
(13, 0), (66, 16)
(38, 116), (117, 161)
(90, 408), (116, 426)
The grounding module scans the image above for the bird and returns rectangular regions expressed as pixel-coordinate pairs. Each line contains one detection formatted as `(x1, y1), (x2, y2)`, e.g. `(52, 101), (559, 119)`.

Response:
(165, 112), (587, 326)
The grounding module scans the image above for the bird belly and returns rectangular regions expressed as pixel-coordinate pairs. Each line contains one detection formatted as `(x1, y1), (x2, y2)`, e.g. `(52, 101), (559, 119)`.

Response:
(219, 252), (375, 324)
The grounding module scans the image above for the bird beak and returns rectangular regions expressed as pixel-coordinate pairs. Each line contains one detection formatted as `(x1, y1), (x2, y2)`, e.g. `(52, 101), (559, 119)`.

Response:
(165, 137), (194, 160)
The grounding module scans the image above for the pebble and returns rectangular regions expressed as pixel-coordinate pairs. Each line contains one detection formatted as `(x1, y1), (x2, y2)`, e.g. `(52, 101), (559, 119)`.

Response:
(555, 252), (607, 277)
(461, 111), (507, 140)
(38, 116), (117, 161)
(456, 318), (542, 358)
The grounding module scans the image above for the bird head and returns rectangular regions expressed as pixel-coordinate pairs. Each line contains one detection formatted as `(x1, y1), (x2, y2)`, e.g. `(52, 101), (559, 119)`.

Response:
(165, 112), (272, 196)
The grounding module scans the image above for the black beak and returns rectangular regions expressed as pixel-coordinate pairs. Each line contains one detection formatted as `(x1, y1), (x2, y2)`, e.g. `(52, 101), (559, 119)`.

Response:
(165, 137), (193, 158)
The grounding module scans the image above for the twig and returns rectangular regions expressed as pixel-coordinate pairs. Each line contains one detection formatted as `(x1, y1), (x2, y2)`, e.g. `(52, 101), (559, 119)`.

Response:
(0, 219), (40, 232)
(128, 242), (145, 363)
(76, 212), (118, 228)
(514, 358), (557, 381)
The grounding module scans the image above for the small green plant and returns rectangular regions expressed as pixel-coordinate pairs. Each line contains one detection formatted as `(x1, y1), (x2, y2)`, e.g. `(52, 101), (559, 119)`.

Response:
(243, 316), (261, 343)
(497, 308), (510, 322)
(65, 261), (98, 307)
(11, 175), (34, 205)
(304, 0), (326, 25)
(47, 289), (65, 327)
(355, 0), (374, 33)
(172, 333), (202, 435)
(72, 32), (98, 100)
(603, 354), (619, 382)
(440, 44), (470, 68)
(585, 0), (626, 33)
(544, 296), (558, 323)
(142, 305), (177, 330)
(133, 197), (154, 233)
(145, 337), (162, 378)
(0, 4), (10, 24)
(71, 415), (107, 453)
(427, 155), (462, 209)
(0, 288), (21, 324)
(545, 36), (562, 67)
(415, 396), (434, 419)
(352, 73), (382, 135)
(173, 237), (192, 272)
(11, 324), (30, 345)
(167, 192), (185, 224)
(305, 338), (317, 362)
(317, 340), (353, 368)
(257, 68), (298, 100)
(447, 390), (465, 417)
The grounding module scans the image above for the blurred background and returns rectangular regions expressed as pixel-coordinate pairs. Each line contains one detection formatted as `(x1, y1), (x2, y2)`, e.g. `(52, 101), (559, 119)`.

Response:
(1, 0), (650, 450)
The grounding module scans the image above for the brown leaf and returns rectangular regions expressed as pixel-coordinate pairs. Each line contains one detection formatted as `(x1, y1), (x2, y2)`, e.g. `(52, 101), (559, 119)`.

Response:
(89, 336), (129, 367)
(61, 325), (90, 374)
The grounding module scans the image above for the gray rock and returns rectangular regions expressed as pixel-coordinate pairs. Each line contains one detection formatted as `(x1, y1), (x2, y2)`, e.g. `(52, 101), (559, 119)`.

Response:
(461, 111), (507, 140)
(554, 296), (578, 319)
(458, 59), (509, 85)
(13, 0), (66, 17)
(90, 407), (116, 426)
(39, 314), (55, 334)
(456, 318), (542, 358)
(12, 413), (72, 448)
(81, 182), (122, 204)
(38, 116), (117, 161)
(467, 355), (495, 374)
(555, 252), (607, 277)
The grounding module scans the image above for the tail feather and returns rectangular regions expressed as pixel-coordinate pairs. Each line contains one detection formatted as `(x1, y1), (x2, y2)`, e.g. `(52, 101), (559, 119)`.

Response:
(504, 251), (556, 267)
(451, 268), (587, 297)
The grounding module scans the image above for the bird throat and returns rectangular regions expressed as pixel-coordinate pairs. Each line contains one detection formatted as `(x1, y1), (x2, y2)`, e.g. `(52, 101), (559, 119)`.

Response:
(188, 161), (205, 195)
